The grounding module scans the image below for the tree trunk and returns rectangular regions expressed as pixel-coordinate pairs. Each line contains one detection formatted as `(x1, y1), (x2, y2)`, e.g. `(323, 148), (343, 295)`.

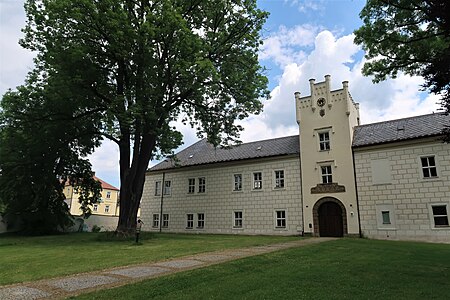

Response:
(116, 133), (156, 234)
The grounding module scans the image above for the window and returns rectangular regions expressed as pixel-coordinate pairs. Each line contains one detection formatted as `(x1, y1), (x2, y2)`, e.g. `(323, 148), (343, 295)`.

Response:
(421, 156), (438, 178)
(106, 191), (111, 199)
(93, 204), (98, 212)
(163, 180), (171, 195)
(432, 205), (449, 227)
(321, 165), (333, 183)
(152, 214), (160, 228)
(155, 181), (161, 196)
(198, 177), (206, 193)
(162, 214), (169, 228)
(274, 170), (285, 189)
(253, 172), (262, 190)
(275, 210), (286, 228)
(197, 213), (205, 228)
(234, 211), (243, 228)
(233, 174), (242, 191)
(104, 205), (110, 213)
(381, 211), (391, 224)
(188, 178), (195, 194)
(319, 132), (330, 151)
(186, 214), (194, 229)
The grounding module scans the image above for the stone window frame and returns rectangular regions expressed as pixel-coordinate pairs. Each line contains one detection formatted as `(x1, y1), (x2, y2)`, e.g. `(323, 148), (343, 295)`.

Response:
(152, 214), (160, 228)
(428, 203), (450, 229)
(252, 171), (263, 190)
(198, 177), (206, 193)
(197, 213), (205, 229)
(186, 213), (194, 229)
(274, 209), (287, 229)
(233, 174), (243, 192)
(154, 181), (161, 196)
(163, 180), (172, 196)
(162, 213), (169, 228)
(318, 131), (331, 151)
(419, 155), (439, 179)
(233, 211), (243, 229)
(188, 178), (195, 194)
(273, 169), (285, 189)
(315, 127), (332, 152)
(375, 204), (396, 230)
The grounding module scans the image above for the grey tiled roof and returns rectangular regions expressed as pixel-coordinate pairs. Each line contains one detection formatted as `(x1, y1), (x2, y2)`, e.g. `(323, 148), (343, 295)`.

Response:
(352, 113), (449, 147)
(149, 135), (300, 171)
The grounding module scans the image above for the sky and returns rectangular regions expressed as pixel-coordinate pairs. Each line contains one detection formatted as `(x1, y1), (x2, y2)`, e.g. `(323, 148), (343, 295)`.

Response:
(0, 0), (442, 188)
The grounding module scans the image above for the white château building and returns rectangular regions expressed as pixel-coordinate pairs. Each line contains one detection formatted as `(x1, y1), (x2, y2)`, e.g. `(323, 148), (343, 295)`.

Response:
(141, 75), (450, 243)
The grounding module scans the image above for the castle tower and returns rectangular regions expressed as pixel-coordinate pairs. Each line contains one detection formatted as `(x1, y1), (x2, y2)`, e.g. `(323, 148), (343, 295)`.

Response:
(295, 75), (360, 237)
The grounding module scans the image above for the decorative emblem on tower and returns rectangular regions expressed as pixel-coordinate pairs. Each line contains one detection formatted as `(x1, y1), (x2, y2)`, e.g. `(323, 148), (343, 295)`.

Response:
(317, 97), (326, 107)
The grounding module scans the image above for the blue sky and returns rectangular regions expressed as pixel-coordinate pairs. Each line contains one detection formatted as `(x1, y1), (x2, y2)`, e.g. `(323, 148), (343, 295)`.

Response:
(0, 0), (440, 188)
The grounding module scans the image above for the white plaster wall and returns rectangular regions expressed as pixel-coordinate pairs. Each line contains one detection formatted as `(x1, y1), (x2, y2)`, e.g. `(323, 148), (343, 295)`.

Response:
(141, 156), (303, 235)
(354, 139), (450, 243)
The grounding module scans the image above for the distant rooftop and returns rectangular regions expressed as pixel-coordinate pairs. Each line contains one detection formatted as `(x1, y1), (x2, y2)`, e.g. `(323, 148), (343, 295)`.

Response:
(65, 176), (119, 191)
(352, 113), (449, 147)
(149, 135), (300, 171)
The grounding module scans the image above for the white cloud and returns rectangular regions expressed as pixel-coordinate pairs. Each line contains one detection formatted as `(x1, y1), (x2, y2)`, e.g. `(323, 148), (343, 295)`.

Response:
(260, 24), (321, 67)
(285, 0), (325, 13)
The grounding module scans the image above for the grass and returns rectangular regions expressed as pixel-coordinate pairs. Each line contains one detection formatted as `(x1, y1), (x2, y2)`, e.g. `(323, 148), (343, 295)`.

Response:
(0, 232), (297, 285)
(72, 238), (450, 300)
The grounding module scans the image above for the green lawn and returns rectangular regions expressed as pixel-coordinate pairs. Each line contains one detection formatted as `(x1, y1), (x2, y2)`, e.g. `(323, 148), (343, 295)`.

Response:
(73, 239), (450, 300)
(0, 232), (297, 285)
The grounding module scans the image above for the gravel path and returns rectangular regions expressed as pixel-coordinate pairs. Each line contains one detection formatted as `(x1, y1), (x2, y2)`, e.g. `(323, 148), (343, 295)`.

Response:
(0, 237), (336, 300)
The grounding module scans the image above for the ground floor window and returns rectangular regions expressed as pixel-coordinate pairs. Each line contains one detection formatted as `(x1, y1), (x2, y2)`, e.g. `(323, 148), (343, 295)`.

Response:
(162, 214), (169, 228)
(152, 214), (159, 228)
(233, 211), (243, 228)
(93, 204), (98, 212)
(431, 205), (449, 227)
(186, 214), (194, 229)
(275, 210), (286, 228)
(381, 211), (391, 224)
(197, 213), (205, 228)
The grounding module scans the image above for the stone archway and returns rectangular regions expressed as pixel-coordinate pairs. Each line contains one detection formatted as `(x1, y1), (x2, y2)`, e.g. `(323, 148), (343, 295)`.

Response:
(312, 197), (347, 237)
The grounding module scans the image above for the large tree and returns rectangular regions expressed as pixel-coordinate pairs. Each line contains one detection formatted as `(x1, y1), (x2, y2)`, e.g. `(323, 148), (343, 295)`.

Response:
(19, 0), (269, 233)
(354, 0), (450, 121)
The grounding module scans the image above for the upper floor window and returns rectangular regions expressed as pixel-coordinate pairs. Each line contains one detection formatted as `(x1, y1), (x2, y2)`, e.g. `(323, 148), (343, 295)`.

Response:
(421, 156), (438, 178)
(188, 178), (195, 194)
(155, 181), (161, 196)
(274, 170), (285, 189)
(198, 177), (206, 193)
(321, 165), (333, 184)
(253, 172), (263, 190)
(106, 191), (111, 199)
(163, 180), (171, 195)
(431, 205), (449, 227)
(319, 132), (330, 151)
(233, 174), (242, 191)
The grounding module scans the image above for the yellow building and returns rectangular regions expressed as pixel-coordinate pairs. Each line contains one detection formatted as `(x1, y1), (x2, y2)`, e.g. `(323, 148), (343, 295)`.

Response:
(64, 176), (120, 216)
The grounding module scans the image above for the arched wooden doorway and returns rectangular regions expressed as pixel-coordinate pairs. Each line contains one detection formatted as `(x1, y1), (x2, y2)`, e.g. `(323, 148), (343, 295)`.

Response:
(313, 197), (347, 237)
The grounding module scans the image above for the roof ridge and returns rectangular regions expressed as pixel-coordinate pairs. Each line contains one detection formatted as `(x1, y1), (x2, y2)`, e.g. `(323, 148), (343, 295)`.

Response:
(357, 112), (445, 128)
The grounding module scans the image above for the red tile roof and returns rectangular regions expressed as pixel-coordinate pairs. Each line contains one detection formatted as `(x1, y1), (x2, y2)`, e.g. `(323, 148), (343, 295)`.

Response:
(64, 176), (119, 191)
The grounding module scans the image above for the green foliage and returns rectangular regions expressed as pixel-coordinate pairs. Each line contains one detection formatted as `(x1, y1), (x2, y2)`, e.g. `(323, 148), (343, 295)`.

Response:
(354, 0), (450, 116)
(0, 75), (102, 234)
(17, 0), (270, 232)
